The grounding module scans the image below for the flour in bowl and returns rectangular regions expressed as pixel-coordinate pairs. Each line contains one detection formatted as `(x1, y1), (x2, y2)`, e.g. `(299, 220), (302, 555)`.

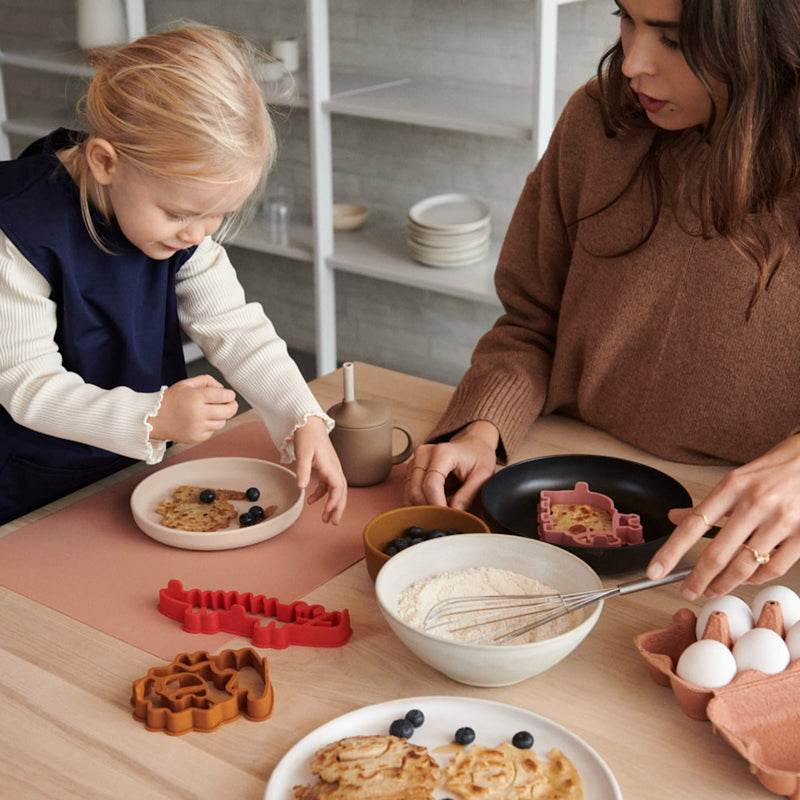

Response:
(397, 567), (578, 644)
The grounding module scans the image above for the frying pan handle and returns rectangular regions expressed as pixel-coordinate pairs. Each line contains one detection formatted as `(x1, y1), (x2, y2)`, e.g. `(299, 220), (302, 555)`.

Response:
(615, 567), (693, 595)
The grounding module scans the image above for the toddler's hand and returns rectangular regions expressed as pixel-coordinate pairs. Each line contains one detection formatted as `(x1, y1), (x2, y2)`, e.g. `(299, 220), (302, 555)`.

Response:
(149, 375), (238, 444)
(293, 416), (347, 524)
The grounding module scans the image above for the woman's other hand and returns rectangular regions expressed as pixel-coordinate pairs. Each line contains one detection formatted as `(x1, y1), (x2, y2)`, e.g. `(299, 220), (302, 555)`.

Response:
(293, 415), (347, 524)
(647, 434), (800, 600)
(403, 420), (499, 510)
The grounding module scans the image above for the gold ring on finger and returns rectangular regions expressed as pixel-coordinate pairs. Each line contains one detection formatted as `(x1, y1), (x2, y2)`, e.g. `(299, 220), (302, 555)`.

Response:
(742, 543), (772, 566)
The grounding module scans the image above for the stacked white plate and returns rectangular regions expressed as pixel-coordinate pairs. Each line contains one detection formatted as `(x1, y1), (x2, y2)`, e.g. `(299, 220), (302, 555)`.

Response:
(407, 193), (491, 268)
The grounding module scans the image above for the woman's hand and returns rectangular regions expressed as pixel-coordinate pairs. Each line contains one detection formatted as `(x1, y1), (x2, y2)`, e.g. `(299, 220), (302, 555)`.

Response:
(149, 375), (238, 443)
(403, 420), (500, 510)
(647, 434), (800, 601)
(293, 415), (347, 524)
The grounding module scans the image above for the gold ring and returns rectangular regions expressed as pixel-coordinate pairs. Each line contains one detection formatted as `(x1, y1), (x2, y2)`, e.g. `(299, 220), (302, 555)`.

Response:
(691, 509), (712, 526)
(408, 465), (427, 475)
(742, 543), (771, 566)
(426, 468), (447, 479)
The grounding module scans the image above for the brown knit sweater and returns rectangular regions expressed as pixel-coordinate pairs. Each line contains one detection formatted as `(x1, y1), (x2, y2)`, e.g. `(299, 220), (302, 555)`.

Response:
(429, 85), (800, 467)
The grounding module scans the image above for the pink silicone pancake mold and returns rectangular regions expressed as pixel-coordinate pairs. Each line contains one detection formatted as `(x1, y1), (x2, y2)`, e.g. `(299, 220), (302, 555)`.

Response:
(537, 481), (643, 548)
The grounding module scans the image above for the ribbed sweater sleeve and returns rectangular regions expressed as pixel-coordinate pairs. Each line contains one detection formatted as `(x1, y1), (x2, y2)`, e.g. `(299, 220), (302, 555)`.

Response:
(429, 83), (800, 468)
(427, 95), (575, 462)
(0, 231), (331, 466)
(175, 237), (332, 463)
(0, 231), (167, 463)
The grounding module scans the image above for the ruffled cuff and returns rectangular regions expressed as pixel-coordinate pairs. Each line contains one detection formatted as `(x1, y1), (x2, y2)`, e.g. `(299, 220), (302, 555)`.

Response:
(278, 411), (335, 464)
(143, 386), (168, 465)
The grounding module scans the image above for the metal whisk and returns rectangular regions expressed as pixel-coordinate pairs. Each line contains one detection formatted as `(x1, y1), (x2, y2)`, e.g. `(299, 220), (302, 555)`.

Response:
(422, 568), (692, 644)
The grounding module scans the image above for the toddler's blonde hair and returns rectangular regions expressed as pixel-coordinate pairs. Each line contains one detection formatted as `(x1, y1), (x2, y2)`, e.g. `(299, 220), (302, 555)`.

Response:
(65, 24), (276, 248)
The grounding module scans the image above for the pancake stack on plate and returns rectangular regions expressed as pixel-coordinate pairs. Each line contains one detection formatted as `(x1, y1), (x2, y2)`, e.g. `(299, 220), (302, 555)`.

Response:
(407, 193), (491, 268)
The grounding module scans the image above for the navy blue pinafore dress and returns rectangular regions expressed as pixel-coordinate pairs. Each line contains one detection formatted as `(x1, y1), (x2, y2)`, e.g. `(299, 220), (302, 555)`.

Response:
(0, 130), (195, 525)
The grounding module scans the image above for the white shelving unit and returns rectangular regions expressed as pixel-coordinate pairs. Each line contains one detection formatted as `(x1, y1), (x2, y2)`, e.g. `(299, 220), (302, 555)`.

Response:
(306, 0), (585, 374)
(0, 0), (584, 377)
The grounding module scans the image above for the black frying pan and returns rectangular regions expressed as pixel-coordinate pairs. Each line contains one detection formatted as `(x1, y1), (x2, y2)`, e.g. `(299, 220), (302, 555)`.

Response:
(480, 454), (695, 575)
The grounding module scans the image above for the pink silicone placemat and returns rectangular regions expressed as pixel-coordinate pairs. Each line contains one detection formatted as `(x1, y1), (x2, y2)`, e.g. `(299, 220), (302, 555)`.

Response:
(0, 422), (405, 659)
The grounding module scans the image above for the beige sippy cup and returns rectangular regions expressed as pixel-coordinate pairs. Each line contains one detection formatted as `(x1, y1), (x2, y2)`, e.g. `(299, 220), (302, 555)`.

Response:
(327, 363), (415, 487)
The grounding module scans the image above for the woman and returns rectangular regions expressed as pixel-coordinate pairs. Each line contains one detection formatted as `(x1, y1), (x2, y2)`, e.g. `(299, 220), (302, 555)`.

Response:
(405, 0), (800, 601)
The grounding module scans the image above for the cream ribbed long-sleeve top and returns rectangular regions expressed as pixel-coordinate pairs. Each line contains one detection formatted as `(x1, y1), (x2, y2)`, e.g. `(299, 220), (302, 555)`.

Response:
(0, 231), (331, 465)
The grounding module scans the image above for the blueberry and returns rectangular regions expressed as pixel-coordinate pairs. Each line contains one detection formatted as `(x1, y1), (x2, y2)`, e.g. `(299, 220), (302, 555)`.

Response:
(389, 718), (415, 739)
(249, 505), (265, 520)
(405, 708), (425, 728)
(425, 528), (448, 540)
(245, 487), (260, 501)
(512, 730), (534, 749)
(239, 512), (256, 527)
(404, 525), (425, 538)
(199, 489), (216, 504)
(454, 726), (475, 745)
(447, 527), (463, 536)
(387, 537), (411, 553)
(408, 537), (424, 546)
(384, 545), (398, 557)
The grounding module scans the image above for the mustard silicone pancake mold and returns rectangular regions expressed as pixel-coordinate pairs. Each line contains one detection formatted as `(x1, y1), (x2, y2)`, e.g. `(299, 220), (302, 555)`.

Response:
(131, 648), (274, 735)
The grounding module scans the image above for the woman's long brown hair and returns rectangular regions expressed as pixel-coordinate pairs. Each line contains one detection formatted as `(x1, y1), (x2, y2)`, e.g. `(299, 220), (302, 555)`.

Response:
(595, 0), (800, 314)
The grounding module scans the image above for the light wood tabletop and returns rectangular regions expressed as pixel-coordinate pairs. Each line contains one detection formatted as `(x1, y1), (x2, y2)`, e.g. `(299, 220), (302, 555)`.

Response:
(0, 362), (789, 799)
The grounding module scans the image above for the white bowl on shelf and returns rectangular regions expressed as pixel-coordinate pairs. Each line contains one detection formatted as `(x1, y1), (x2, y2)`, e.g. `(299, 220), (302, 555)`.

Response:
(333, 203), (368, 231)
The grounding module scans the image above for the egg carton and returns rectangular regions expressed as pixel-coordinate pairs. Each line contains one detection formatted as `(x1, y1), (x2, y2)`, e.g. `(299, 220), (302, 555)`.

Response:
(635, 603), (800, 799)
(537, 480), (643, 547)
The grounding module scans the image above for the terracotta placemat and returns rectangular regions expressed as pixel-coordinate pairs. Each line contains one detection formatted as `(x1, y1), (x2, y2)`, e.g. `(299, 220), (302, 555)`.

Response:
(0, 422), (405, 659)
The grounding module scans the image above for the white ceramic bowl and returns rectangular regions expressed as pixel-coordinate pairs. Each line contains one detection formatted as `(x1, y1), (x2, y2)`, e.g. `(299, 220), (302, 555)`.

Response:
(374, 533), (603, 687)
(130, 457), (304, 550)
(333, 204), (368, 231)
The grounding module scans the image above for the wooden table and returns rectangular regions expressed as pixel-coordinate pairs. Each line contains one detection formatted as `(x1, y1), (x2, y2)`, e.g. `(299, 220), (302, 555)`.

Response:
(0, 362), (785, 799)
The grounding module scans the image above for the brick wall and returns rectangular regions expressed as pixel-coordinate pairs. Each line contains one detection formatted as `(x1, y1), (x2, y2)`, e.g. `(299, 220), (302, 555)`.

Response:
(0, 0), (618, 384)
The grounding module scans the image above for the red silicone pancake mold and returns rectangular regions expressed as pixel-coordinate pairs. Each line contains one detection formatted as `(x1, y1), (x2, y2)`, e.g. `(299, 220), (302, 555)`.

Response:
(158, 579), (353, 649)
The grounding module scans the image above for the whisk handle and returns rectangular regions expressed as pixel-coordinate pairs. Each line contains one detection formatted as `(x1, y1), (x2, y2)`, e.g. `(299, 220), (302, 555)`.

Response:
(615, 567), (693, 596)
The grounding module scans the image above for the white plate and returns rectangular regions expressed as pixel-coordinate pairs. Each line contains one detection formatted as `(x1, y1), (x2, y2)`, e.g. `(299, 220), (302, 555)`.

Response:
(407, 222), (490, 249)
(130, 457), (304, 550)
(264, 696), (622, 800)
(409, 239), (490, 268)
(408, 193), (491, 233)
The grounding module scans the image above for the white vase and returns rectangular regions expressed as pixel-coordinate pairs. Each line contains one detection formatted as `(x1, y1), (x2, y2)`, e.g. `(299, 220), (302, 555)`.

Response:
(76, 0), (128, 50)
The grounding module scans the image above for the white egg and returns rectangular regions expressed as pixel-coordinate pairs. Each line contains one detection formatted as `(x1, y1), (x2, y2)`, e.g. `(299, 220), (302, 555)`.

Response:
(732, 627), (791, 674)
(786, 620), (800, 662)
(676, 639), (738, 689)
(694, 595), (754, 643)
(751, 585), (800, 629)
